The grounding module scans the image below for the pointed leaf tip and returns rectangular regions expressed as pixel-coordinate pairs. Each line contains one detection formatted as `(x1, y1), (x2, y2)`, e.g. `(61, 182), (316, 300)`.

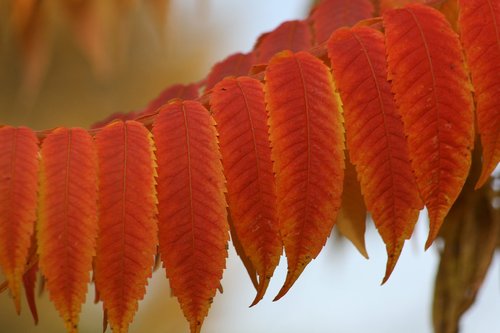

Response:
(265, 50), (345, 300)
(328, 26), (422, 281)
(154, 100), (228, 332)
(210, 77), (282, 306)
(384, 4), (474, 248)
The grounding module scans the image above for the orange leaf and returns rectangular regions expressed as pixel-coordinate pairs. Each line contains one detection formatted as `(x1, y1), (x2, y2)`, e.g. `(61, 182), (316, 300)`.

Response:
(205, 52), (256, 90)
(94, 121), (158, 333)
(458, 0), (500, 188)
(0, 126), (39, 313)
(309, 0), (374, 44)
(336, 156), (368, 259)
(210, 77), (282, 305)
(38, 127), (98, 332)
(254, 20), (313, 63)
(153, 100), (228, 333)
(265, 51), (345, 300)
(328, 27), (423, 281)
(384, 4), (474, 248)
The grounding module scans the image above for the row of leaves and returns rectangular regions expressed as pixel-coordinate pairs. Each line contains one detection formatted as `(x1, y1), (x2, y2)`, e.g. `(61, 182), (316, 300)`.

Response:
(1, 0), (499, 332)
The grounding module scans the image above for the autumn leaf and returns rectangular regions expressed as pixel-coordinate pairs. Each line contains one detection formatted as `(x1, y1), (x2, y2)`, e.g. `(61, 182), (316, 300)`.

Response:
(205, 52), (256, 91)
(38, 127), (98, 332)
(328, 26), (422, 281)
(458, 0), (500, 188)
(0, 126), (39, 313)
(153, 100), (228, 333)
(310, 0), (374, 44)
(94, 121), (158, 333)
(254, 20), (313, 63)
(265, 50), (344, 300)
(384, 4), (474, 248)
(210, 76), (282, 305)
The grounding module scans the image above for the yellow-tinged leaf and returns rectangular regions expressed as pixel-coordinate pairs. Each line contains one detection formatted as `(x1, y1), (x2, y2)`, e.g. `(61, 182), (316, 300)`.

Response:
(38, 127), (98, 332)
(94, 120), (158, 333)
(336, 156), (368, 259)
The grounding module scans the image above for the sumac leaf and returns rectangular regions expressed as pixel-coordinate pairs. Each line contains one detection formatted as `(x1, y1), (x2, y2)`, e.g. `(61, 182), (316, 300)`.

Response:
(384, 4), (474, 248)
(38, 127), (98, 332)
(205, 52), (256, 91)
(265, 51), (344, 300)
(328, 27), (422, 281)
(153, 100), (228, 333)
(0, 126), (39, 313)
(140, 83), (200, 117)
(254, 20), (313, 63)
(310, 0), (374, 44)
(94, 121), (158, 333)
(458, 0), (500, 188)
(210, 77), (281, 305)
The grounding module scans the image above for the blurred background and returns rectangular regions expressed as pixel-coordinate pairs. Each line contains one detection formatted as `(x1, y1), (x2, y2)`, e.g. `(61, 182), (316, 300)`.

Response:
(0, 0), (499, 332)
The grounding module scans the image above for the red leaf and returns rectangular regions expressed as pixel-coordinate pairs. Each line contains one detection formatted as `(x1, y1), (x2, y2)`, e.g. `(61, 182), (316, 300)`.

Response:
(90, 112), (139, 130)
(384, 4), (474, 248)
(458, 0), (500, 188)
(328, 27), (423, 281)
(309, 0), (374, 44)
(265, 51), (345, 300)
(38, 127), (98, 332)
(205, 52), (256, 91)
(94, 121), (158, 333)
(0, 126), (39, 313)
(210, 77), (281, 305)
(153, 100), (228, 333)
(254, 20), (313, 63)
(140, 83), (200, 117)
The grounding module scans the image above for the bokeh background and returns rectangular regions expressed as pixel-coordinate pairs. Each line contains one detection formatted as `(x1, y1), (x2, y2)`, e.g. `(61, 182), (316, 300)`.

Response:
(1, 1), (499, 332)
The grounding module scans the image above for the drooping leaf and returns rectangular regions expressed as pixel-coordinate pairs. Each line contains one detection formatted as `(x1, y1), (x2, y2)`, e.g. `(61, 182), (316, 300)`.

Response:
(38, 127), (98, 332)
(336, 155), (368, 259)
(210, 77), (282, 305)
(205, 52), (256, 91)
(153, 100), (228, 333)
(328, 26), (423, 281)
(254, 20), (313, 63)
(23, 235), (39, 325)
(309, 0), (375, 44)
(433, 155), (499, 333)
(0, 126), (39, 313)
(140, 83), (200, 117)
(265, 50), (345, 300)
(94, 120), (158, 333)
(227, 212), (259, 290)
(458, 0), (500, 188)
(384, 4), (474, 248)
